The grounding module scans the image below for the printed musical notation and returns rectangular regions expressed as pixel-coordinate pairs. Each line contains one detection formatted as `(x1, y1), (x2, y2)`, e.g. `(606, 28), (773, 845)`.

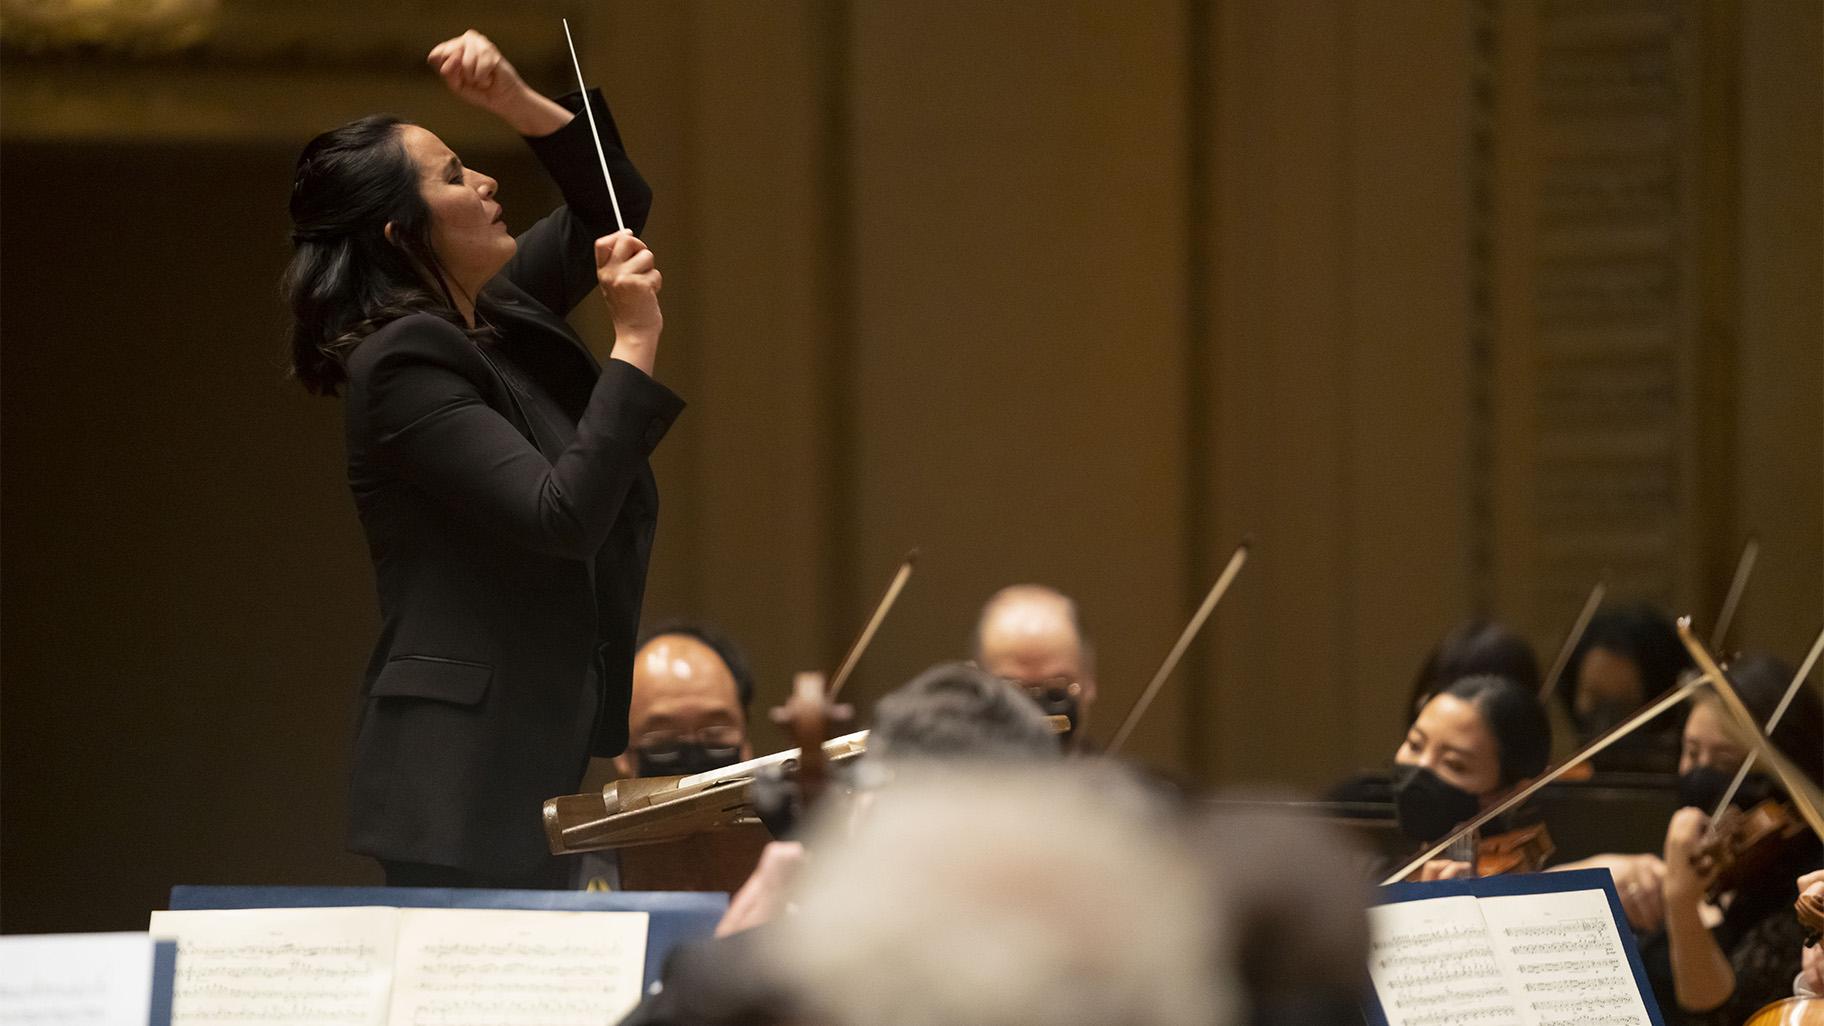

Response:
(1479, 890), (1651, 1026)
(1368, 887), (1653, 1026)
(150, 906), (650, 1026)
(0, 933), (161, 1026)
(151, 907), (397, 1026)
(1367, 896), (1525, 1026)
(388, 910), (647, 1026)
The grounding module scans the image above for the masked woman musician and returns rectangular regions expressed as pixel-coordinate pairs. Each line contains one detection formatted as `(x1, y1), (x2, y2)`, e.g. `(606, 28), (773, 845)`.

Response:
(1389, 674), (1553, 880)
(1557, 654), (1824, 1026)
(284, 30), (682, 887)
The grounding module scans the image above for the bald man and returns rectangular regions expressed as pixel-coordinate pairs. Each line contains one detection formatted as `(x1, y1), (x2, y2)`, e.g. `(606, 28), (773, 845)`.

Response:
(971, 585), (1097, 749)
(614, 622), (756, 779)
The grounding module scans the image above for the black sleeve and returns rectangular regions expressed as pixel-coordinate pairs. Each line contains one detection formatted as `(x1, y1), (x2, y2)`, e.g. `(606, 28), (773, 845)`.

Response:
(497, 88), (653, 319)
(355, 314), (682, 560)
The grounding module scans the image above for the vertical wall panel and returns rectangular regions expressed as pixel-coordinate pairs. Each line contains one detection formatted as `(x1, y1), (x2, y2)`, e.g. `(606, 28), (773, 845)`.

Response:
(843, 2), (1194, 766)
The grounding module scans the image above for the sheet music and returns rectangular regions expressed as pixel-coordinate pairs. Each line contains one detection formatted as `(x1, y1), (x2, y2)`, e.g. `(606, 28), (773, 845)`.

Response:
(1366, 895), (1524, 1026)
(1479, 889), (1652, 1026)
(387, 909), (648, 1026)
(149, 907), (395, 1026)
(0, 933), (157, 1026)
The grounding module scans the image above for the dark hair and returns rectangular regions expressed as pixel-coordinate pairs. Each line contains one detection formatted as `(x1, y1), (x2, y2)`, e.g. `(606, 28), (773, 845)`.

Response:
(1408, 620), (1541, 716)
(1438, 674), (1552, 787)
(638, 619), (756, 716)
(1713, 651), (1823, 789)
(1555, 603), (1692, 715)
(284, 115), (476, 395)
(871, 662), (1061, 763)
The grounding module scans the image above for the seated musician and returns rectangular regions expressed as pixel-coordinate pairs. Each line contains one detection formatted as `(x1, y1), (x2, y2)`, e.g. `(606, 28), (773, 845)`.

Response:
(618, 662), (1067, 1026)
(1552, 603), (1691, 773)
(971, 584), (1098, 749)
(1557, 654), (1823, 1025)
(575, 622), (755, 890)
(1390, 674), (1552, 880)
(1405, 619), (1542, 718)
(1329, 620), (1540, 808)
(614, 621), (756, 779)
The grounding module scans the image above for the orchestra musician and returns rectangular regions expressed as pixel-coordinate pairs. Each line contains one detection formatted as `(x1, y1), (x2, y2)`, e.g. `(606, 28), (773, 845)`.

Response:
(1405, 619), (1542, 718)
(1389, 674), (1552, 880)
(615, 622), (758, 779)
(284, 30), (680, 887)
(1555, 654), (1824, 1024)
(1552, 603), (1692, 773)
(971, 584), (1098, 749)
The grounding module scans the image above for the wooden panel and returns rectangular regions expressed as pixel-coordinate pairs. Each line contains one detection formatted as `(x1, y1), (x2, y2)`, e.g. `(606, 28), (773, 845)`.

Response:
(1202, 0), (1477, 786)
(1489, 0), (1708, 639)
(843, 1), (1193, 771)
(1734, 0), (1823, 657)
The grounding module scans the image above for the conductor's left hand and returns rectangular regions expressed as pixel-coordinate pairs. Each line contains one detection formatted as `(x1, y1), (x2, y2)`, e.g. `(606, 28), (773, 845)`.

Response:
(427, 31), (527, 116)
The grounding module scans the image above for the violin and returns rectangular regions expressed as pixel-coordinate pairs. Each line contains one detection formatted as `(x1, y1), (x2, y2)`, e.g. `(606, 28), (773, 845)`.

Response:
(1690, 799), (1809, 905)
(1739, 884), (1824, 1025)
(1473, 822), (1556, 876)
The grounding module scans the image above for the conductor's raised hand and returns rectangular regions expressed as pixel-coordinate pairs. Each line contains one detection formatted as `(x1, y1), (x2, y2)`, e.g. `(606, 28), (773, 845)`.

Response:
(427, 31), (528, 117)
(596, 231), (662, 371)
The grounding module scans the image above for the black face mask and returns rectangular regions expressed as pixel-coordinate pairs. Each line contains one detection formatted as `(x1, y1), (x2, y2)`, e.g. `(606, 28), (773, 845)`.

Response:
(1391, 764), (1482, 843)
(1677, 765), (1772, 813)
(1573, 701), (1633, 743)
(635, 741), (741, 778)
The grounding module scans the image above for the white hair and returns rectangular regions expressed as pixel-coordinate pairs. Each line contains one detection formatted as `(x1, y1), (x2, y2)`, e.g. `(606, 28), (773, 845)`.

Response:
(763, 763), (1237, 1026)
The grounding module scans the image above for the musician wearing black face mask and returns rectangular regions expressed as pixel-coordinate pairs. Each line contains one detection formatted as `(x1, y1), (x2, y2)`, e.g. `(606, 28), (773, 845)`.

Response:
(972, 584), (1098, 750)
(612, 622), (756, 780)
(1388, 674), (1552, 880)
(1555, 653), (1823, 1026)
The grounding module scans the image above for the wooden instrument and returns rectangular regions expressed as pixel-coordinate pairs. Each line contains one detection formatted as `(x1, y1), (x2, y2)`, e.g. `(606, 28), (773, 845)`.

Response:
(1742, 997), (1824, 1025)
(1798, 887), (1824, 947)
(1472, 822), (1556, 877)
(1689, 798), (1809, 905)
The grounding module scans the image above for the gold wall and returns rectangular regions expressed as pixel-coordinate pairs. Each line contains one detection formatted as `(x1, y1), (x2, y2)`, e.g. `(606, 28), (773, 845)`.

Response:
(3, 0), (1818, 933)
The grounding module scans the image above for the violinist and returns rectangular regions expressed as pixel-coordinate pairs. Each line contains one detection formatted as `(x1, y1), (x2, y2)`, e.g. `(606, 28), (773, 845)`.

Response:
(971, 584), (1098, 749)
(1405, 619), (1542, 718)
(615, 622), (757, 779)
(1389, 674), (1552, 879)
(1563, 654), (1823, 1025)
(1553, 603), (1692, 772)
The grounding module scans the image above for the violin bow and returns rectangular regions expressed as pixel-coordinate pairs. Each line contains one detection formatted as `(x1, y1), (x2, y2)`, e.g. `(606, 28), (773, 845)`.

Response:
(1105, 538), (1251, 756)
(1540, 576), (1607, 703)
(827, 550), (919, 702)
(1710, 534), (1760, 650)
(1383, 674), (1710, 885)
(1702, 623), (1824, 833)
(1676, 619), (1824, 842)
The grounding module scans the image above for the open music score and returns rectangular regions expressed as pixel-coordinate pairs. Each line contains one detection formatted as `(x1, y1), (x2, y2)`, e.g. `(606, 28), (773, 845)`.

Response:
(148, 906), (647, 1026)
(1364, 870), (1662, 1026)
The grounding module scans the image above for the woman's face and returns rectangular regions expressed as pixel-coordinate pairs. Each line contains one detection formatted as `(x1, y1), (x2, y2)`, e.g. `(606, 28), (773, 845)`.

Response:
(1573, 646), (1643, 718)
(1678, 699), (1747, 777)
(1395, 694), (1505, 804)
(397, 125), (515, 295)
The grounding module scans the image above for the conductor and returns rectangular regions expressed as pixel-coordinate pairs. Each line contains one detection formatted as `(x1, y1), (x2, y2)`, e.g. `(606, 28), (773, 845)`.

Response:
(284, 30), (680, 887)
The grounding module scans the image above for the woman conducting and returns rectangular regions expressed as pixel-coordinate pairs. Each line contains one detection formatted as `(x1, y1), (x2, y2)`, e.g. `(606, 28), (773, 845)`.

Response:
(284, 30), (681, 887)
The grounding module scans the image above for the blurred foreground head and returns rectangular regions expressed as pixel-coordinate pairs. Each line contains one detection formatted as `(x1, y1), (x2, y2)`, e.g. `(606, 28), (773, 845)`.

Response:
(1199, 793), (1373, 1026)
(766, 763), (1237, 1026)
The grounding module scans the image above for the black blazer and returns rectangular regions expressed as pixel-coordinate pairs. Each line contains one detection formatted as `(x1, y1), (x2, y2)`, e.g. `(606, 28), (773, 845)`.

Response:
(341, 89), (684, 878)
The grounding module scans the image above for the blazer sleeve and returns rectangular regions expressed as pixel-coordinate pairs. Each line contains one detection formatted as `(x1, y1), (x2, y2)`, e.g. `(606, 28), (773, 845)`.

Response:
(354, 314), (683, 561)
(496, 88), (653, 319)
